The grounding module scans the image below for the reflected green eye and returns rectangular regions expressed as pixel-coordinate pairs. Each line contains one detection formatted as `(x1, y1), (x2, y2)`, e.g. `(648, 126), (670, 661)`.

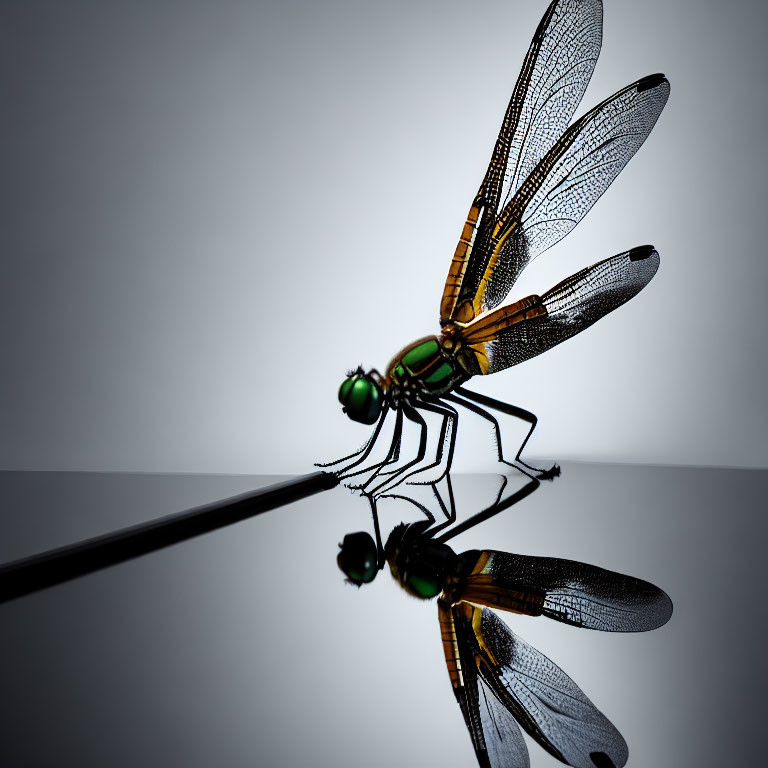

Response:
(338, 531), (378, 585)
(405, 571), (442, 599)
(338, 372), (382, 425)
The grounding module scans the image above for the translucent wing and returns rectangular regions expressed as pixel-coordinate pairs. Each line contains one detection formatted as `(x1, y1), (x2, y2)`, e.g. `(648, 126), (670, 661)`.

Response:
(439, 600), (530, 768)
(441, 0), (603, 324)
(500, 0), (604, 210)
(457, 549), (673, 632)
(459, 245), (659, 374)
(451, 74), (669, 324)
(448, 602), (629, 768)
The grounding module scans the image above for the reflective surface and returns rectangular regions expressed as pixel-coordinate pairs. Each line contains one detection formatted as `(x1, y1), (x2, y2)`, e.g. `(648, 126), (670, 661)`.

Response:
(0, 464), (765, 767)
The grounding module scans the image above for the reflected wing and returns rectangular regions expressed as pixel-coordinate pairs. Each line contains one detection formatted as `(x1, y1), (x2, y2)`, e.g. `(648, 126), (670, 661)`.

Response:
(446, 73), (669, 324)
(441, 0), (603, 324)
(445, 601), (628, 768)
(459, 245), (659, 375)
(439, 600), (530, 768)
(458, 549), (673, 632)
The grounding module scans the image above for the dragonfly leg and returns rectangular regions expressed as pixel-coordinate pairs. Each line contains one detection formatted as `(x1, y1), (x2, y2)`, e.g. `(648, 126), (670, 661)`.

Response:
(450, 387), (560, 480)
(379, 407), (459, 525)
(342, 407), (404, 485)
(375, 399), (458, 493)
(444, 392), (538, 481)
(434, 476), (540, 544)
(364, 493), (386, 567)
(345, 423), (403, 480)
(377, 488), (437, 528)
(360, 402), (428, 496)
(407, 399), (459, 485)
(419, 472), (457, 536)
(316, 403), (391, 471)
(381, 477), (456, 532)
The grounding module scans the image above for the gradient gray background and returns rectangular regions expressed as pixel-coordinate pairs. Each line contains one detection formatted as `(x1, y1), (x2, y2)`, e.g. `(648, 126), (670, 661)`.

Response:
(2, 0), (767, 473)
(2, 1), (767, 767)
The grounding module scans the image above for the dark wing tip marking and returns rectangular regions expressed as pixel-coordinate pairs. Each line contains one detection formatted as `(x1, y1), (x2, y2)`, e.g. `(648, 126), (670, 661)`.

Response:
(636, 73), (667, 92)
(628, 244), (656, 262)
(654, 588), (674, 629)
(591, 751), (618, 768)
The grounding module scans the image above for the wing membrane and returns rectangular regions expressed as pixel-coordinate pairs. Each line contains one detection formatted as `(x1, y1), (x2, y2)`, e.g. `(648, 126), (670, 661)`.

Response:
(439, 600), (530, 768)
(500, 0), (604, 212)
(459, 549), (673, 631)
(450, 602), (629, 768)
(454, 73), (669, 323)
(461, 245), (659, 374)
(441, 0), (603, 324)
(482, 75), (670, 316)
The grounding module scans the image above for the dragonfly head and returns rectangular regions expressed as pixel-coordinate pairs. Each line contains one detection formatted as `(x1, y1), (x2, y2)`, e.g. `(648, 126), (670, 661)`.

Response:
(338, 368), (383, 425)
(337, 531), (379, 586)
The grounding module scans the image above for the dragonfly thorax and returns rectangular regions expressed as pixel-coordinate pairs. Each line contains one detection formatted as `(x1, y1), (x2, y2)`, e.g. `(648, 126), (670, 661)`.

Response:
(384, 521), (460, 600)
(386, 335), (470, 402)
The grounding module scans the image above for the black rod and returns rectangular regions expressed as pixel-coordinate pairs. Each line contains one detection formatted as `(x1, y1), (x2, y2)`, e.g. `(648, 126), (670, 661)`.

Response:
(0, 471), (339, 604)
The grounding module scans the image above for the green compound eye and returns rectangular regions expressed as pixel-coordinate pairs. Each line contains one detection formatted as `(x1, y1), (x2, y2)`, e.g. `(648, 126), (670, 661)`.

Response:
(338, 372), (382, 425)
(338, 376), (356, 403)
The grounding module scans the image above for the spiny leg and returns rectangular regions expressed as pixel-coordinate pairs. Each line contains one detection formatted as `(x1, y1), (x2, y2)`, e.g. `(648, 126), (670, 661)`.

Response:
(373, 405), (447, 479)
(379, 489), (437, 528)
(404, 399), (459, 485)
(342, 407), (404, 484)
(449, 387), (560, 480)
(413, 403), (459, 528)
(364, 494), (386, 568)
(360, 417), (403, 477)
(316, 403), (391, 472)
(421, 472), (457, 536)
(381, 468), (456, 530)
(456, 386), (559, 479)
(377, 400), (459, 525)
(433, 476), (540, 544)
(362, 402), (428, 496)
(444, 392), (537, 482)
(377, 399), (458, 493)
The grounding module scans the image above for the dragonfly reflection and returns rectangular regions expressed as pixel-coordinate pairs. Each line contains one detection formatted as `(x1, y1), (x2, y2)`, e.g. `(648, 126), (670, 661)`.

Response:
(337, 481), (672, 768)
(322, 0), (669, 512)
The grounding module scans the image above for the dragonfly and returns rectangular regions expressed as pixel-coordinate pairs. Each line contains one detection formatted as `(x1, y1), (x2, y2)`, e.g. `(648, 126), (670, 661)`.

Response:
(336, 480), (673, 768)
(321, 0), (669, 509)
